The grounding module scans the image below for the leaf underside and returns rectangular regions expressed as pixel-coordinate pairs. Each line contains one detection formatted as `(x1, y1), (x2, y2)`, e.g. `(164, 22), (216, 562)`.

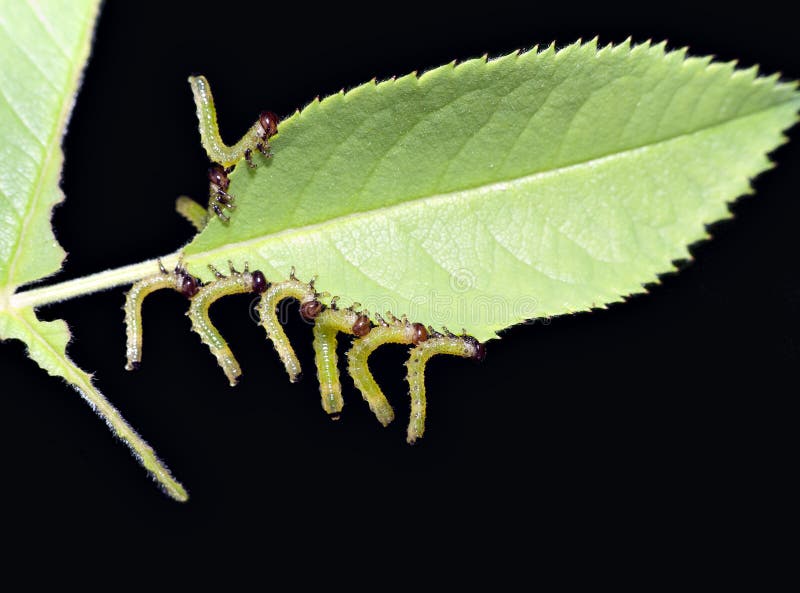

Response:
(184, 40), (799, 342)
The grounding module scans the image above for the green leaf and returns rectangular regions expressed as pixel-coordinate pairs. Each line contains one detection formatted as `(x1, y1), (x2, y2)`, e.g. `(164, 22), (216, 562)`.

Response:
(0, 0), (186, 500)
(0, 0), (92, 288)
(183, 40), (800, 342)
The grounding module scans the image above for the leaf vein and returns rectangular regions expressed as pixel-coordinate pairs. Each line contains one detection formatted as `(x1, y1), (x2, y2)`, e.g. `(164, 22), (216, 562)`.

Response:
(25, 0), (71, 58)
(0, 84), (45, 148)
(0, 21), (61, 92)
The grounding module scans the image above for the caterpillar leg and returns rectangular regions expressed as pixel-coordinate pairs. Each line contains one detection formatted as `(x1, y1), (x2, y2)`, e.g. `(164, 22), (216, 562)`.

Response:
(405, 333), (485, 444)
(189, 75), (280, 169)
(346, 316), (429, 427)
(310, 307), (372, 419)
(207, 165), (235, 223)
(256, 277), (320, 383)
(244, 148), (255, 169)
(124, 261), (200, 371)
(187, 263), (268, 386)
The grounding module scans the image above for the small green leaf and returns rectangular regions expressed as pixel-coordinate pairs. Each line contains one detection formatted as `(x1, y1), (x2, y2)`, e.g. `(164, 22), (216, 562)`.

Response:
(184, 40), (800, 342)
(0, 0), (186, 500)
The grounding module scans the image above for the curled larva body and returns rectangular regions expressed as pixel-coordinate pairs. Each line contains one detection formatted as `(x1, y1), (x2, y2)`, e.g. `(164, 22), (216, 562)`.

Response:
(123, 262), (487, 442)
(345, 321), (428, 427)
(189, 75), (280, 169)
(187, 268), (264, 386)
(405, 336), (483, 444)
(175, 196), (209, 230)
(311, 308), (366, 418)
(256, 279), (317, 383)
(124, 265), (200, 371)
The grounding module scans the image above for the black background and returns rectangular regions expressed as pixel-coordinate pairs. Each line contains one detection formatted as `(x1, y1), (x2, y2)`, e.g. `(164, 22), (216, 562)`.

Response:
(2, 0), (797, 561)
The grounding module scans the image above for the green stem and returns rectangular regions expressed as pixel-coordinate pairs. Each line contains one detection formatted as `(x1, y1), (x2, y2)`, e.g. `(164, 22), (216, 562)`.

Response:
(8, 251), (182, 311)
(68, 362), (189, 502)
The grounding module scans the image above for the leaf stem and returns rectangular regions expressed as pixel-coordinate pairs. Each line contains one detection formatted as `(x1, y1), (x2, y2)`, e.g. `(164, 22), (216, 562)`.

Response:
(8, 251), (183, 310)
(63, 350), (189, 502)
(9, 309), (187, 502)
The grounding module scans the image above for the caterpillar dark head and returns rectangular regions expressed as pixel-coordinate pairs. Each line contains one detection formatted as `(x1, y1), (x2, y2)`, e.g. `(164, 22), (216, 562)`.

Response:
(208, 165), (230, 191)
(352, 314), (372, 337)
(251, 270), (268, 294)
(178, 271), (201, 298)
(259, 111), (280, 139)
(300, 299), (324, 321)
(411, 322), (428, 345)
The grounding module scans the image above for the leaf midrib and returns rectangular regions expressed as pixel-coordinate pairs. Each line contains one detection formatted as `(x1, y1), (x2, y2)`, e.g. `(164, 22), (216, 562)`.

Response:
(187, 96), (798, 267)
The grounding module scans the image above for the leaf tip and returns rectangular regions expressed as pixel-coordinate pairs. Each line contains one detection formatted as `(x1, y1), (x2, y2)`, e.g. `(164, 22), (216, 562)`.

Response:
(670, 45), (690, 61)
(649, 39), (669, 56)
(555, 39), (582, 60)
(617, 36), (633, 52)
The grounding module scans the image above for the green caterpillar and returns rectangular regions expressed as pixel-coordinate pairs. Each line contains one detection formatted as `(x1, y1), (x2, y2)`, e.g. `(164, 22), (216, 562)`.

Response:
(124, 264), (483, 443)
(179, 75), (280, 226)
